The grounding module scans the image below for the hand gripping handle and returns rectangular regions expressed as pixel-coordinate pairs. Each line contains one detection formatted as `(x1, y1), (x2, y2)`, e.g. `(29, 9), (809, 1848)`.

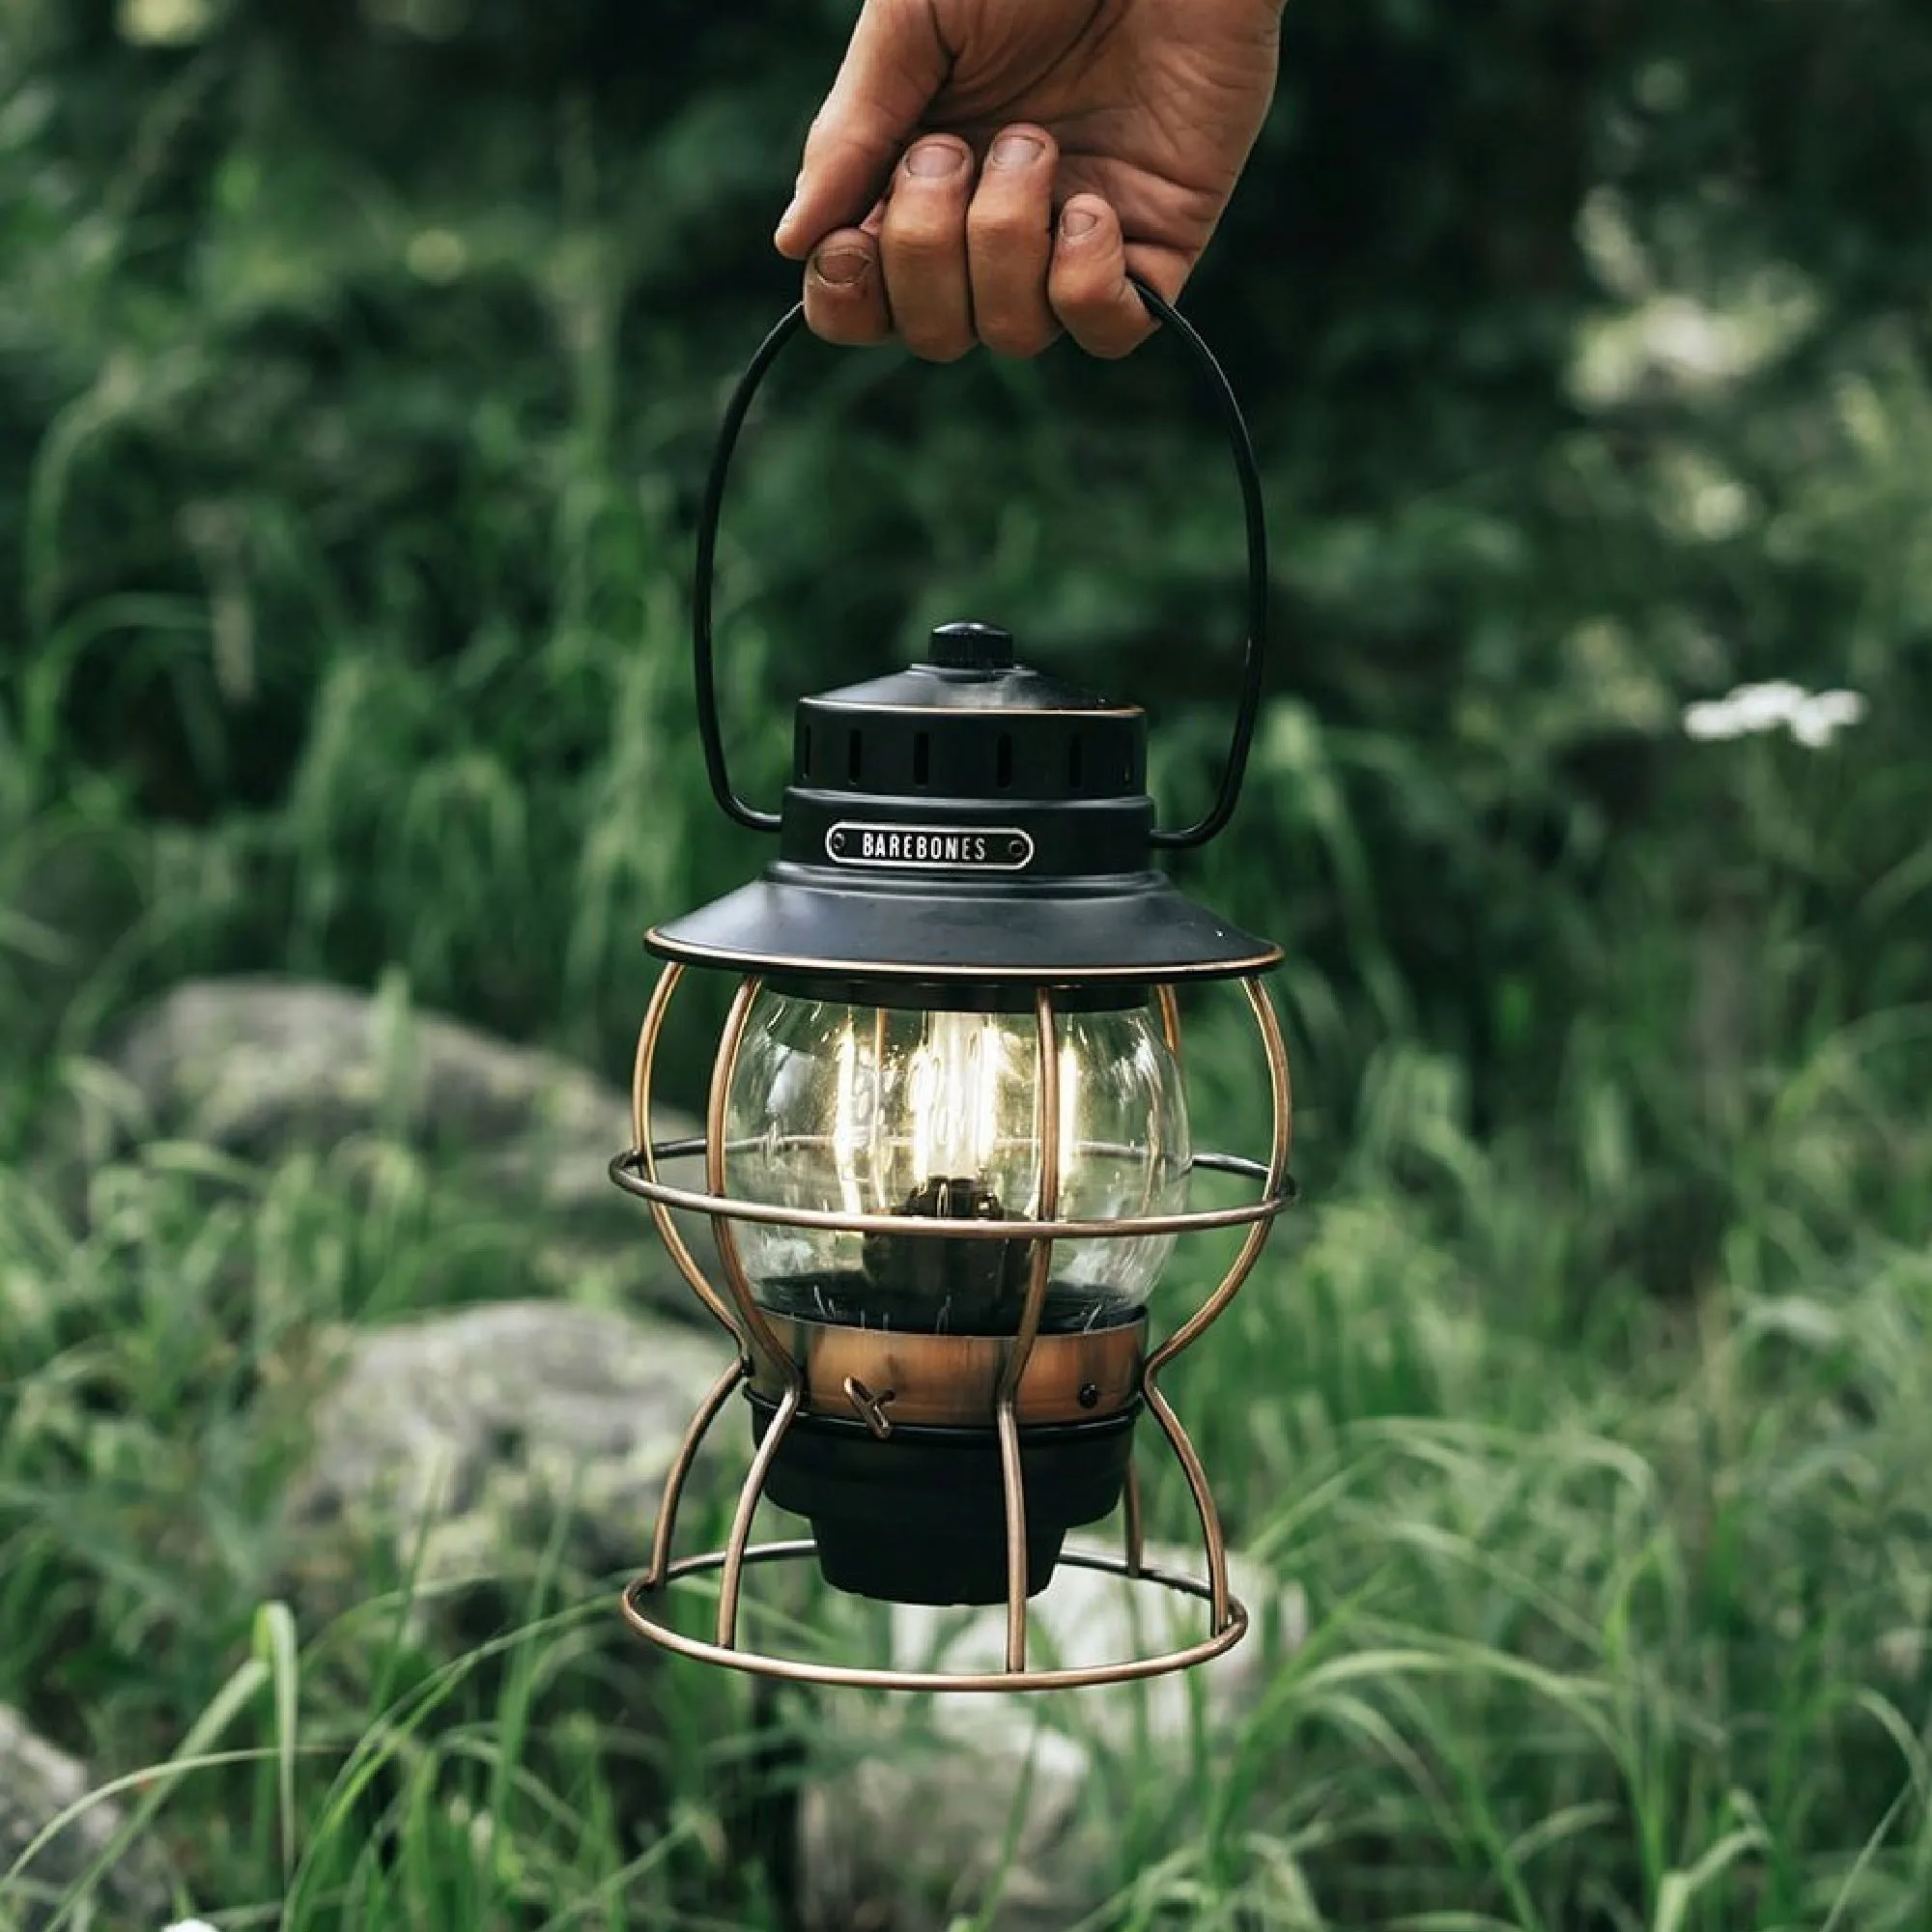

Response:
(692, 276), (1269, 851)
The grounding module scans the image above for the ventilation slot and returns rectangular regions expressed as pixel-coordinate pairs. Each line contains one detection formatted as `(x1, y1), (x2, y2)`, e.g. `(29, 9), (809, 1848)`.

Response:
(847, 730), (864, 784)
(913, 732), (930, 787)
(800, 724), (812, 779)
(995, 734), (1014, 790)
(1067, 735), (1085, 791)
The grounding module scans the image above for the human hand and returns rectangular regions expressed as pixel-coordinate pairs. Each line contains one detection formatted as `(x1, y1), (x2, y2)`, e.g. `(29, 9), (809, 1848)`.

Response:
(774, 0), (1285, 360)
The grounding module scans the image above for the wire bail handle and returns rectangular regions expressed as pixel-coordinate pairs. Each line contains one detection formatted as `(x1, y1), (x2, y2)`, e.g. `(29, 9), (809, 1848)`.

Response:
(693, 276), (1270, 851)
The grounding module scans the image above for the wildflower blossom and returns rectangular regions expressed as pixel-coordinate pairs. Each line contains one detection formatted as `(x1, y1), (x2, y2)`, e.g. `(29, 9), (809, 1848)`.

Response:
(1681, 681), (1865, 748)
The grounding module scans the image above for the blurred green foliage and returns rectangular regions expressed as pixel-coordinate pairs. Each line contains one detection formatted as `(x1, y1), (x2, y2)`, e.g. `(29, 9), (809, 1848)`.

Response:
(3, 0), (1932, 1923)
(4, 0), (1928, 1273)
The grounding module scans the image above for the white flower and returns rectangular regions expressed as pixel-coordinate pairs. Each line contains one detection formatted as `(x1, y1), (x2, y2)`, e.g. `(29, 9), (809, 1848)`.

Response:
(162, 1921), (220, 1931)
(1789, 688), (1866, 748)
(1729, 681), (1805, 730)
(1681, 681), (1865, 749)
(1682, 699), (1747, 741)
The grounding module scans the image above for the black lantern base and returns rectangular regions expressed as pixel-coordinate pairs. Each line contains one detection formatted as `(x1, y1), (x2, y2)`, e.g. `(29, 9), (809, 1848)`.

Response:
(748, 1393), (1139, 1606)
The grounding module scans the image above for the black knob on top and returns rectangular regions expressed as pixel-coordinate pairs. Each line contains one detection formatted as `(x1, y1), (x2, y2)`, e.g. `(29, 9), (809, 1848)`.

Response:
(927, 621), (1015, 673)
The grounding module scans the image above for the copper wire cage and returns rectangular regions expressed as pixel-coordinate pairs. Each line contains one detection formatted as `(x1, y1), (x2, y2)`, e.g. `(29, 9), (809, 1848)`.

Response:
(609, 961), (1296, 1692)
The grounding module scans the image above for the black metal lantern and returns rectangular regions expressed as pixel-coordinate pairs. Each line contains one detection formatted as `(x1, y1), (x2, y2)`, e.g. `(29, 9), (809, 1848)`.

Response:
(611, 284), (1296, 1691)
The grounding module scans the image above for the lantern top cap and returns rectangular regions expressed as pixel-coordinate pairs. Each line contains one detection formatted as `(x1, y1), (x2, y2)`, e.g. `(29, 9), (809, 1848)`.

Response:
(927, 620), (1014, 672)
(810, 621), (1134, 719)
(652, 634), (1279, 990)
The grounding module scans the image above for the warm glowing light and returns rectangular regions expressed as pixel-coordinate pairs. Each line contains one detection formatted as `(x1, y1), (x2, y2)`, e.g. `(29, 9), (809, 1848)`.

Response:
(725, 993), (1190, 1333)
(831, 1020), (865, 1217)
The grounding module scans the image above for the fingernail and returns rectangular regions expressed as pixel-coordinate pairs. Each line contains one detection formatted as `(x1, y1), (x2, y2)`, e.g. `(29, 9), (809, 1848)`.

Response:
(905, 141), (964, 179)
(989, 132), (1044, 169)
(774, 195), (801, 243)
(1061, 206), (1100, 240)
(811, 248), (870, 287)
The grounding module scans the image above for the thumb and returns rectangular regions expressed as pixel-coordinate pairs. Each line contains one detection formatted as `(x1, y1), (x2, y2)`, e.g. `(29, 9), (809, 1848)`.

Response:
(776, 0), (950, 259)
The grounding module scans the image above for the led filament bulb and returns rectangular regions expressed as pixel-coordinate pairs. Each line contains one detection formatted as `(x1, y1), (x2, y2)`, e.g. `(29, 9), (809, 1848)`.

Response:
(725, 992), (1192, 1335)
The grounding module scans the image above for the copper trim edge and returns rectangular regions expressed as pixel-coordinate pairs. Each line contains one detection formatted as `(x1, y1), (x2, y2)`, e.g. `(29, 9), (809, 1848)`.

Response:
(646, 1356), (746, 1591)
(750, 1317), (1146, 1427)
(715, 1378), (801, 1648)
(1146, 977), (1293, 1377)
(632, 964), (748, 1346)
(788, 700), (1145, 720)
(993, 987), (1063, 1672)
(610, 1148), (1295, 1241)
(620, 1544), (1249, 1691)
(1141, 973), (1295, 1633)
(1156, 982), (1183, 1065)
(642, 931), (1287, 981)
(702, 975), (799, 1378)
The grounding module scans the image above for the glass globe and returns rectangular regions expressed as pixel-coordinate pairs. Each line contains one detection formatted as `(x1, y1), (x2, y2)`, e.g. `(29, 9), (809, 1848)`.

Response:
(724, 990), (1191, 1335)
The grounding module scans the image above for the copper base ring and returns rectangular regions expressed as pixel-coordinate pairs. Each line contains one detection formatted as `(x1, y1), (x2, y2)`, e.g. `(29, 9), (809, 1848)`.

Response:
(749, 1313), (1147, 1427)
(619, 1540), (1249, 1691)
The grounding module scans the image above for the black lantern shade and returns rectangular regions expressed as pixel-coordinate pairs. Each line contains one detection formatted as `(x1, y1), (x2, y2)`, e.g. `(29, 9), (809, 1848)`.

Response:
(611, 281), (1297, 1692)
(651, 618), (1280, 990)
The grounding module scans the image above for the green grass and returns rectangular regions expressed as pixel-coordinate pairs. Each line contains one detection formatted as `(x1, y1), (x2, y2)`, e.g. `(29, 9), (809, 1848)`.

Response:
(6, 5), (1932, 1926)
(5, 1033), (1932, 1927)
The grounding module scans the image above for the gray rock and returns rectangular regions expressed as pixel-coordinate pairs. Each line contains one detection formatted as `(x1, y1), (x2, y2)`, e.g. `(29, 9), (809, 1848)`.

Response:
(0, 1706), (178, 1931)
(799, 1545), (1308, 1932)
(288, 1298), (740, 1612)
(95, 976), (710, 1314)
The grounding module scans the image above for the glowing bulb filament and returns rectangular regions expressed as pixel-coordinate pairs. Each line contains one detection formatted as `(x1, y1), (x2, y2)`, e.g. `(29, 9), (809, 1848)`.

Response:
(831, 1021), (866, 1217)
(905, 1013), (1010, 1186)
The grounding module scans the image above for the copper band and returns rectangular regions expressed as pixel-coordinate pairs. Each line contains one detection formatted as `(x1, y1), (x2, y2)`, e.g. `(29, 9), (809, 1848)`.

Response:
(610, 1145), (1295, 1241)
(749, 1314), (1146, 1428)
(621, 1544), (1249, 1692)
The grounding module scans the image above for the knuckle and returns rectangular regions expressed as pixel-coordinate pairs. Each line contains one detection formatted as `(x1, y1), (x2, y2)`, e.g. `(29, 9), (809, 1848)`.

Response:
(1047, 270), (1107, 318)
(967, 198), (1046, 246)
(881, 225), (966, 272)
(884, 189), (964, 233)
